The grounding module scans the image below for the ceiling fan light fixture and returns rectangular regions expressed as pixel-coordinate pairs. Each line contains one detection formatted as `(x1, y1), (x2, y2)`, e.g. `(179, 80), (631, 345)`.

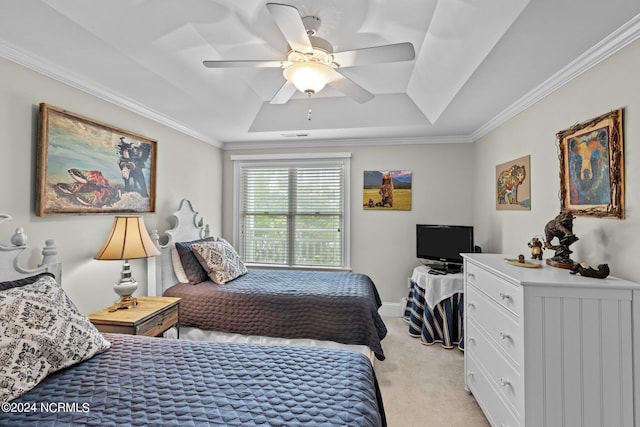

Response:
(283, 61), (334, 95)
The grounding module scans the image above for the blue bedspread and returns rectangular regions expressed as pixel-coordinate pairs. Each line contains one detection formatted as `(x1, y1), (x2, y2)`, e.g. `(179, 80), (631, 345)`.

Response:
(164, 268), (388, 360)
(3, 334), (385, 426)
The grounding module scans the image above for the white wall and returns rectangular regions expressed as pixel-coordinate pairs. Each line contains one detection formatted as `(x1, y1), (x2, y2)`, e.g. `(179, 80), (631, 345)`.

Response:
(6, 34), (636, 316)
(221, 143), (475, 304)
(473, 38), (640, 283)
(0, 51), (475, 313)
(0, 57), (224, 314)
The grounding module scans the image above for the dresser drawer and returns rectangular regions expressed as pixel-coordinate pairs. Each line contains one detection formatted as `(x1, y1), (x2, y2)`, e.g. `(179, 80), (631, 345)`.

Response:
(466, 355), (521, 427)
(466, 262), (522, 316)
(467, 283), (521, 366)
(466, 319), (523, 415)
(136, 304), (179, 337)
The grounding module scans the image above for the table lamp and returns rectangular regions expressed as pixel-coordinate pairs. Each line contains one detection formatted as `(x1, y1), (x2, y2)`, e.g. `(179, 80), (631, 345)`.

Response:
(95, 216), (160, 311)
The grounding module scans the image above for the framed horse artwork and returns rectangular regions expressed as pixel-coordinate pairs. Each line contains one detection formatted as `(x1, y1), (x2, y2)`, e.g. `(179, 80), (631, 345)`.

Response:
(556, 109), (624, 219)
(36, 103), (157, 216)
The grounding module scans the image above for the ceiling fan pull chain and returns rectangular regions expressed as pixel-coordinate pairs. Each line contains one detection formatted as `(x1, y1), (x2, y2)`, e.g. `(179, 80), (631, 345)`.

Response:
(307, 92), (312, 121)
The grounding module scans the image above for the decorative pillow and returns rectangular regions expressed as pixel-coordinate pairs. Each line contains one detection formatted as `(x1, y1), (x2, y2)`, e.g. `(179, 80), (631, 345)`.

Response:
(174, 237), (215, 284)
(191, 239), (247, 285)
(0, 272), (55, 292)
(0, 274), (111, 403)
(170, 244), (189, 283)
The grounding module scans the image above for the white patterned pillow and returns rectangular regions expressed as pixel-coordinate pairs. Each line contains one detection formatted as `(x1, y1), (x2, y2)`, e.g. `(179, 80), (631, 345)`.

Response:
(0, 274), (111, 403)
(191, 239), (247, 285)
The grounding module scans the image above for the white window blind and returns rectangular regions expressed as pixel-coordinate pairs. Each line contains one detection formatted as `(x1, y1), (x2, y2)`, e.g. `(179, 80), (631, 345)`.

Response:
(233, 155), (350, 268)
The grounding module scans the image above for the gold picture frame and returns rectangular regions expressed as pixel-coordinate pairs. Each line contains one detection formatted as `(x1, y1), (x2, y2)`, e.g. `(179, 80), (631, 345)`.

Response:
(36, 103), (157, 216)
(556, 109), (624, 219)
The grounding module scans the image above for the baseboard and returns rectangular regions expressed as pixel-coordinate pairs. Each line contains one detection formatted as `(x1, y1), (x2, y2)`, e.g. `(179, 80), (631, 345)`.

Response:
(379, 301), (405, 317)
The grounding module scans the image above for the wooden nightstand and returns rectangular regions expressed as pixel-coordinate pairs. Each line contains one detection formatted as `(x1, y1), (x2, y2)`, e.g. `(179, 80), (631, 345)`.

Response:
(88, 296), (181, 338)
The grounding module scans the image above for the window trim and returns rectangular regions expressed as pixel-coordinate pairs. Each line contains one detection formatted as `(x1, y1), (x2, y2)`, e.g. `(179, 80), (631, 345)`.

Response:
(232, 152), (351, 270)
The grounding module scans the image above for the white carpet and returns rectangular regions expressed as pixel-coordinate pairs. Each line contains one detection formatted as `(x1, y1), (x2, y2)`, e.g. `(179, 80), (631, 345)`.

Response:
(375, 316), (490, 427)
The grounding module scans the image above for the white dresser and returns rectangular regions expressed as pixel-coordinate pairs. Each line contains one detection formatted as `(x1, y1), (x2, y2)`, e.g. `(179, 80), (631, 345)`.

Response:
(462, 253), (640, 427)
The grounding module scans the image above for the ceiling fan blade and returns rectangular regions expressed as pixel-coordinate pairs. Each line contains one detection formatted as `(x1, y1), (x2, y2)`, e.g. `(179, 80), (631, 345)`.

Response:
(328, 71), (374, 104)
(332, 42), (415, 68)
(203, 60), (286, 68)
(270, 80), (297, 104)
(266, 3), (313, 54)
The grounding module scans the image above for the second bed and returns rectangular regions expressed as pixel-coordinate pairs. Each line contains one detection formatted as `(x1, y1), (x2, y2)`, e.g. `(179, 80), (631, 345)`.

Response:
(149, 199), (387, 360)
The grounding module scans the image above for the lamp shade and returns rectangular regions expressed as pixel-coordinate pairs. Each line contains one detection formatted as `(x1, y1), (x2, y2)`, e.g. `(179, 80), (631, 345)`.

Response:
(95, 216), (160, 261)
(283, 61), (335, 94)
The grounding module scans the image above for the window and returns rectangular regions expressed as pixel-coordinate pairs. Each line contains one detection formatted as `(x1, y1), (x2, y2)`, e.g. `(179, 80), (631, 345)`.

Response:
(232, 153), (350, 269)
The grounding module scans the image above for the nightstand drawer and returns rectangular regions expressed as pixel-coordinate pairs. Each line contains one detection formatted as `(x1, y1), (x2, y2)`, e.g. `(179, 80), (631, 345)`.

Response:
(136, 304), (179, 337)
(88, 296), (181, 338)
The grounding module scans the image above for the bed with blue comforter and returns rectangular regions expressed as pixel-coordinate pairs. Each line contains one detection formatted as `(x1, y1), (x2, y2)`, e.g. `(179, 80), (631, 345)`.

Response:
(0, 218), (385, 426)
(163, 268), (388, 360)
(151, 200), (387, 361)
(4, 333), (385, 426)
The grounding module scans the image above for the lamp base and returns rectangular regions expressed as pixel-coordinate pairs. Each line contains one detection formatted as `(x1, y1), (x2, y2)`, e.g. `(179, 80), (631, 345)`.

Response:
(108, 295), (138, 312)
(108, 260), (139, 312)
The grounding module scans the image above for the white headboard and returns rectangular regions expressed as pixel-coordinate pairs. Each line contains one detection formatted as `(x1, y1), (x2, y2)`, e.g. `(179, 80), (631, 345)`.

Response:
(0, 214), (61, 284)
(147, 199), (209, 296)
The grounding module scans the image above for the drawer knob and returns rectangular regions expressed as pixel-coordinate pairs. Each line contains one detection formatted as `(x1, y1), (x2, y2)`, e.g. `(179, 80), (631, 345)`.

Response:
(499, 331), (510, 340)
(467, 371), (474, 377)
(499, 377), (511, 387)
(499, 292), (510, 300)
(467, 336), (476, 344)
(467, 273), (476, 280)
(468, 302), (476, 309)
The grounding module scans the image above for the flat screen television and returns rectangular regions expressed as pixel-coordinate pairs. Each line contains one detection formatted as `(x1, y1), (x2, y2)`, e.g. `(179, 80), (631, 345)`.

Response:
(416, 224), (474, 272)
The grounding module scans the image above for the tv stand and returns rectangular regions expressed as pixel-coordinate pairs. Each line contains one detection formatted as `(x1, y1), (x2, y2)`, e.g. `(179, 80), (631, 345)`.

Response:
(425, 263), (462, 275)
(404, 265), (464, 348)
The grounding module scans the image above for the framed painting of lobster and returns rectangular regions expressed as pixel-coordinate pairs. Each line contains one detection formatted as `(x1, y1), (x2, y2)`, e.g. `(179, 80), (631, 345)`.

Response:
(36, 103), (157, 216)
(556, 109), (624, 219)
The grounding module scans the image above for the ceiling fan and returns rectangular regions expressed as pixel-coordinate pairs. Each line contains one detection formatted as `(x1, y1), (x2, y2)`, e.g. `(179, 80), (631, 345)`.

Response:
(203, 2), (416, 105)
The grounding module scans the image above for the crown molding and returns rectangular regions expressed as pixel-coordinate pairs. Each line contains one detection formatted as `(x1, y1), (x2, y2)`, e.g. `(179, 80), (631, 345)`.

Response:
(2, 11), (638, 150)
(472, 13), (640, 142)
(222, 134), (473, 151)
(0, 38), (223, 149)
